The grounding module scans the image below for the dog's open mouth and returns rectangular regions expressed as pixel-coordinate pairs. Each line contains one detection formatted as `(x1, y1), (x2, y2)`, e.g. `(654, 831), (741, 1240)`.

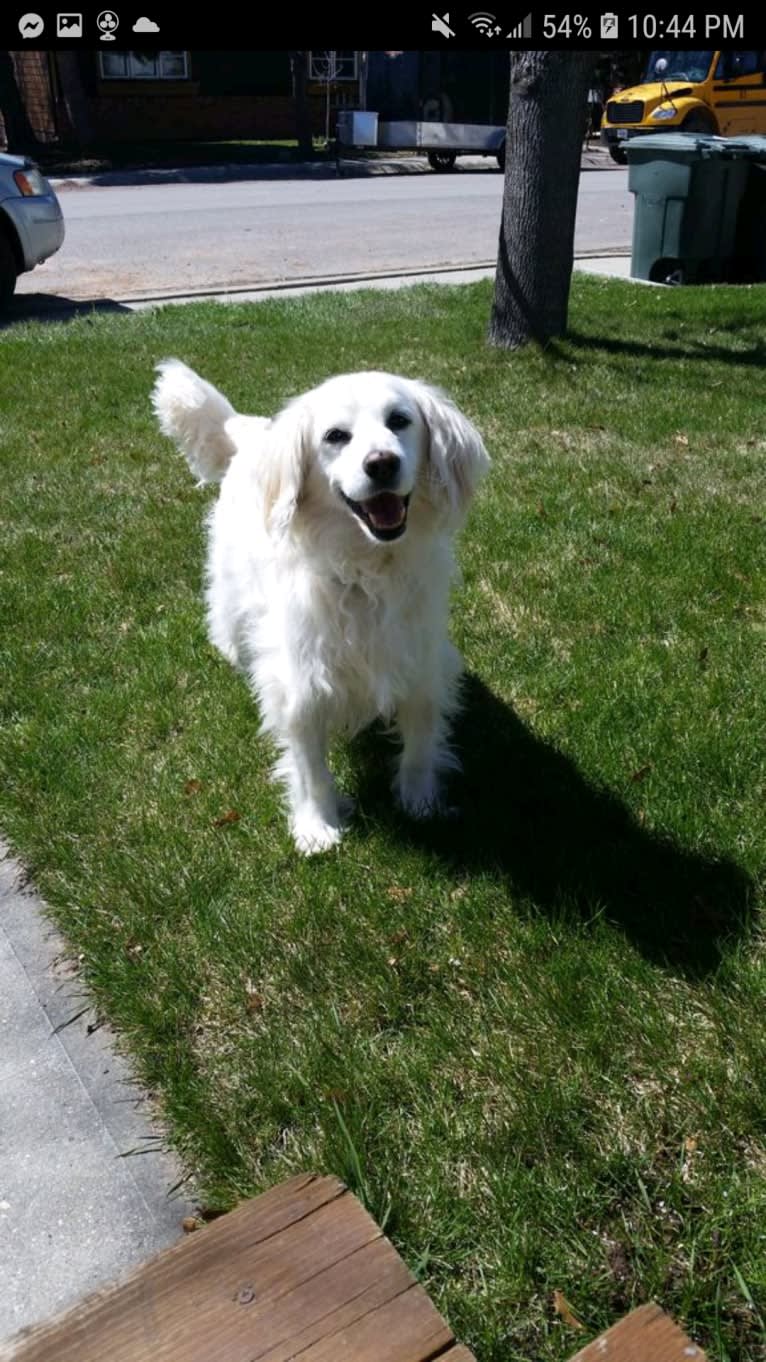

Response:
(341, 491), (410, 541)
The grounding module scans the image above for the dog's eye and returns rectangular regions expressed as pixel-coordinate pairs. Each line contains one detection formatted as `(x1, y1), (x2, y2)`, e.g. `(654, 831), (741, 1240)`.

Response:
(324, 428), (350, 445)
(387, 411), (411, 432)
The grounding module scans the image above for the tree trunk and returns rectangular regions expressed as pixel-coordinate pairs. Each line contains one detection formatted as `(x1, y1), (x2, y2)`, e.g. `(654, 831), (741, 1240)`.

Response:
(489, 51), (596, 349)
(291, 51), (314, 160)
(54, 52), (93, 151)
(0, 51), (41, 154)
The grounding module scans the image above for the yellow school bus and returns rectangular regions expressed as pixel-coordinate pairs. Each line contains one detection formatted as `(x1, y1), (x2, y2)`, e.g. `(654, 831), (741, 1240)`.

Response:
(601, 50), (766, 162)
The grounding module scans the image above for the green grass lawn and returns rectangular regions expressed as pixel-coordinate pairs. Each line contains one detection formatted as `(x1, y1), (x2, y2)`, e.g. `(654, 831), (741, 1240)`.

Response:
(1, 279), (765, 1360)
(40, 138), (347, 176)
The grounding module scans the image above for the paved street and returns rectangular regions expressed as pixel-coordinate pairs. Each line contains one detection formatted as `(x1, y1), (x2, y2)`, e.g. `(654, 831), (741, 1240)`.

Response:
(17, 158), (632, 304)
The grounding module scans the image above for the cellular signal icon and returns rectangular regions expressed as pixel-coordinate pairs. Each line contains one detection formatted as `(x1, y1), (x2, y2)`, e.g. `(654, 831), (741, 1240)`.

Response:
(507, 12), (533, 38)
(469, 11), (502, 36)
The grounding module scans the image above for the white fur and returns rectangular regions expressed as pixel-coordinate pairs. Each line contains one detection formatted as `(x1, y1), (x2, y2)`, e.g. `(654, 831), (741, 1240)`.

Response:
(152, 359), (490, 854)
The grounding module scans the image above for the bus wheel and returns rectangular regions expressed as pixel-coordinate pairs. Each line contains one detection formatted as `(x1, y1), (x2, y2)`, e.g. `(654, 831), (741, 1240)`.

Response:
(609, 145), (627, 165)
(427, 151), (457, 172)
(682, 110), (717, 134)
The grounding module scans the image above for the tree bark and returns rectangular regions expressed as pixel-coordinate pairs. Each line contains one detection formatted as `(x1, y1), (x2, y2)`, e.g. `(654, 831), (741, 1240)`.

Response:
(54, 52), (93, 151)
(291, 51), (314, 160)
(489, 51), (596, 349)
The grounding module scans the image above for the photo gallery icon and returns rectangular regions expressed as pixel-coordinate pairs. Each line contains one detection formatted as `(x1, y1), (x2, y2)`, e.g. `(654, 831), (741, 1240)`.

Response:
(57, 13), (83, 36)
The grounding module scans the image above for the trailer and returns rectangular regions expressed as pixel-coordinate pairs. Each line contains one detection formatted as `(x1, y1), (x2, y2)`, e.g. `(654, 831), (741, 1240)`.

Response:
(338, 112), (505, 171)
(336, 51), (509, 171)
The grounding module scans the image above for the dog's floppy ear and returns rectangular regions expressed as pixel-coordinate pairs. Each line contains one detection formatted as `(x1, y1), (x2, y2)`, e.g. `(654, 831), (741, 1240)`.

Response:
(408, 380), (490, 521)
(152, 359), (237, 485)
(259, 394), (312, 535)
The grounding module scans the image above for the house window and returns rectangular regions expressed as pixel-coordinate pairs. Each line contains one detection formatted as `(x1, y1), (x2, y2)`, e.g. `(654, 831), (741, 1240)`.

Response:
(309, 51), (358, 81)
(99, 51), (189, 79)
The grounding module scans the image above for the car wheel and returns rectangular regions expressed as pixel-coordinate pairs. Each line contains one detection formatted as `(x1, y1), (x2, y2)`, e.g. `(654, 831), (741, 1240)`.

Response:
(682, 110), (717, 134)
(0, 231), (18, 305)
(427, 151), (457, 172)
(609, 145), (627, 165)
(496, 140), (506, 172)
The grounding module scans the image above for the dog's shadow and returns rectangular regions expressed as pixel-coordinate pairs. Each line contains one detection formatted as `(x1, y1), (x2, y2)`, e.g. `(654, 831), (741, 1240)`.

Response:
(353, 674), (752, 977)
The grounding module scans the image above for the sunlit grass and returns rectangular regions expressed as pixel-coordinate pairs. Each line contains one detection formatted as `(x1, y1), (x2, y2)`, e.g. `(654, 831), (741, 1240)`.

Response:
(1, 277), (765, 1360)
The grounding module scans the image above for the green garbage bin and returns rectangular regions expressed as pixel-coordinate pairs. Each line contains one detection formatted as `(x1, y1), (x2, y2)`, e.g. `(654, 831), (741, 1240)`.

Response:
(626, 133), (752, 285)
(730, 135), (766, 281)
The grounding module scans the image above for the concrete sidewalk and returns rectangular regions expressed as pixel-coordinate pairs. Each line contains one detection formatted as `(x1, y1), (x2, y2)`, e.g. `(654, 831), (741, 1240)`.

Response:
(4, 254), (639, 326)
(0, 842), (194, 1346)
(121, 253), (636, 312)
(48, 141), (618, 192)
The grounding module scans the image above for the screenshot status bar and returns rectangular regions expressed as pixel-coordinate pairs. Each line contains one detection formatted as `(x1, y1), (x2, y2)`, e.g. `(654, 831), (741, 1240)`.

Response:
(5, 10), (756, 49)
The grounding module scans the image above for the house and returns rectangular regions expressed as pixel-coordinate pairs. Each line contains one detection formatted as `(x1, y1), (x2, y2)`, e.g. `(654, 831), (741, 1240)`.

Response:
(1, 50), (367, 150)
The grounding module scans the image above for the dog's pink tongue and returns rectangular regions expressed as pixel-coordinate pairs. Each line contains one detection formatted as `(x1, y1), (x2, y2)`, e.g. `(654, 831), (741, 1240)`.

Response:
(366, 493), (405, 529)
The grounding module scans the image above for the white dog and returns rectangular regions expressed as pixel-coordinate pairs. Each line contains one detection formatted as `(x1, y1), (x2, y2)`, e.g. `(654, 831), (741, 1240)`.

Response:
(152, 361), (489, 854)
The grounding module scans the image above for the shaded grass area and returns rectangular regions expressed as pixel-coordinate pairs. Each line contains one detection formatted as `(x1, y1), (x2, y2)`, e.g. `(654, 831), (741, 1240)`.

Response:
(1, 278), (765, 1360)
(35, 138), (401, 177)
(36, 138), (319, 174)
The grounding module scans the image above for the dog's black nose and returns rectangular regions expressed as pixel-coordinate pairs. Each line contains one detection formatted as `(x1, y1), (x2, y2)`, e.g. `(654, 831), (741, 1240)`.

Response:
(363, 451), (401, 486)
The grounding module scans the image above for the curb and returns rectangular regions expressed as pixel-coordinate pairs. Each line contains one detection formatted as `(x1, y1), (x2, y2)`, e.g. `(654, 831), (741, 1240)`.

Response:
(48, 146), (617, 192)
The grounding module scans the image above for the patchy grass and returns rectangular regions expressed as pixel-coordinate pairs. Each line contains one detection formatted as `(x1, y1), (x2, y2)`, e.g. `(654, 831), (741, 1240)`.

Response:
(1, 278), (765, 1361)
(38, 138), (331, 176)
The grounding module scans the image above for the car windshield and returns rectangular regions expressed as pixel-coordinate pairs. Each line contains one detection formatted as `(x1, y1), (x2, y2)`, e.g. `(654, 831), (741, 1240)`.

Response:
(645, 51), (715, 83)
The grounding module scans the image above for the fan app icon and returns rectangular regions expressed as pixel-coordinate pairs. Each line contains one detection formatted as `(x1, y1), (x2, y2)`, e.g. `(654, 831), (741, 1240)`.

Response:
(97, 9), (119, 39)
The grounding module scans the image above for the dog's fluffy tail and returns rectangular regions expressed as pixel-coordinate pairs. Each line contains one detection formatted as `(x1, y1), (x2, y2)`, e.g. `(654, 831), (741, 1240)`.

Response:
(152, 359), (238, 484)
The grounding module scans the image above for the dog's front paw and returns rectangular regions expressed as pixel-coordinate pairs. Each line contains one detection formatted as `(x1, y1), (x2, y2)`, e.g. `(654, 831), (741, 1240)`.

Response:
(395, 769), (443, 820)
(291, 812), (345, 856)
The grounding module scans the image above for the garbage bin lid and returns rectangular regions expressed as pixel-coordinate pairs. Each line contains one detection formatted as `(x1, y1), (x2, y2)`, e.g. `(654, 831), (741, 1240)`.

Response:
(626, 132), (766, 159)
(719, 134), (766, 160)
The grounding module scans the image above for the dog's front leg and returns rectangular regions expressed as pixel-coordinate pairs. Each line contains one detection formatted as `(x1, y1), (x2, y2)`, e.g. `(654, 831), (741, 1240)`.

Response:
(394, 682), (461, 819)
(275, 714), (348, 855)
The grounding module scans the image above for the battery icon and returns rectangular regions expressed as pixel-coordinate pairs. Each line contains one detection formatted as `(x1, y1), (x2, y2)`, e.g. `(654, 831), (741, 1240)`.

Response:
(600, 12), (619, 37)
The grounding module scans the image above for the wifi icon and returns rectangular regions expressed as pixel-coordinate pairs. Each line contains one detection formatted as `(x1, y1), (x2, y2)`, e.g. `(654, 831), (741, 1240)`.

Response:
(469, 10), (500, 34)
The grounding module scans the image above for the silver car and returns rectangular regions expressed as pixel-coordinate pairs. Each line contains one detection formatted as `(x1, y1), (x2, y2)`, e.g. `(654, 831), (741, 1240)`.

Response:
(0, 153), (65, 304)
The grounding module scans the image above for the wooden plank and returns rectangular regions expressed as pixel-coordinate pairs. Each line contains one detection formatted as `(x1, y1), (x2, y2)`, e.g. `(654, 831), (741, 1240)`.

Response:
(1, 1173), (478, 1362)
(439, 1349), (478, 1361)
(293, 1283), (455, 1362)
(567, 1302), (708, 1362)
(241, 1237), (414, 1361)
(1, 1175), (371, 1362)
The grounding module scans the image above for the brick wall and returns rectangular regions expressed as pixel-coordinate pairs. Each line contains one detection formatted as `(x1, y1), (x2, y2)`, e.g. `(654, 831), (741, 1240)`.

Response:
(86, 93), (328, 142)
(9, 51), (58, 142)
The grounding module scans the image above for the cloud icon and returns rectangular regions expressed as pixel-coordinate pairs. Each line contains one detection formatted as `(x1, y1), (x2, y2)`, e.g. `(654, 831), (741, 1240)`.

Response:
(132, 16), (159, 31)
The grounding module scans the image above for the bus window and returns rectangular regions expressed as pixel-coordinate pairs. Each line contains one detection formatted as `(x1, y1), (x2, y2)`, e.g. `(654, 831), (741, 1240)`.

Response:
(645, 51), (715, 82)
(715, 51), (762, 78)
